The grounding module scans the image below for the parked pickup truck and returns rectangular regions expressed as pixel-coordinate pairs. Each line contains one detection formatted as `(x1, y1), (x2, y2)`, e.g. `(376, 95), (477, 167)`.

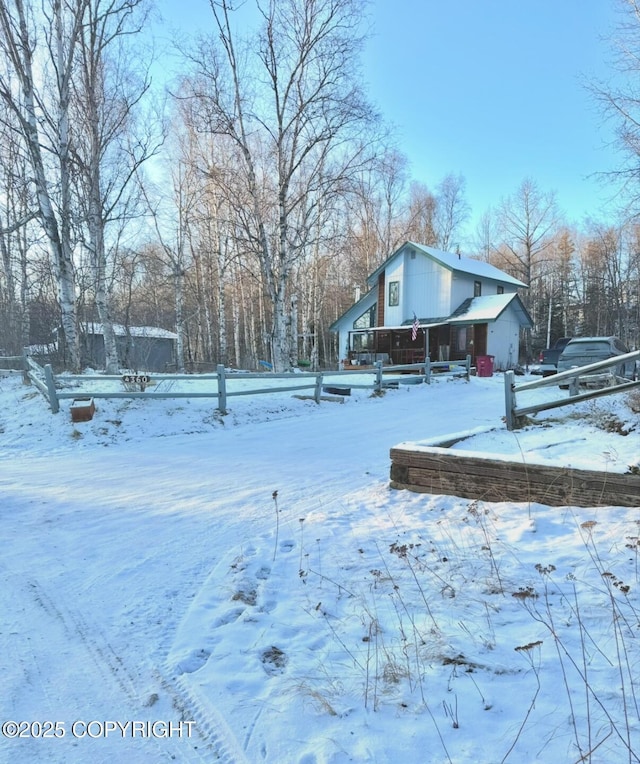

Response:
(538, 337), (572, 376)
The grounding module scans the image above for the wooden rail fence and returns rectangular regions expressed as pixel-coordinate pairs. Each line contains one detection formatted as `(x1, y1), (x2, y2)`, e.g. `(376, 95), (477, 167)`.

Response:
(504, 350), (640, 430)
(2, 352), (471, 414)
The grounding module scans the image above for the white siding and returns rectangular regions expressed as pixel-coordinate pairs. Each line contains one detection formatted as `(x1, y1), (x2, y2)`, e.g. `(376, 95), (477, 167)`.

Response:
(451, 274), (518, 308)
(384, 258), (405, 326)
(404, 249), (451, 318)
(451, 274), (478, 307)
(486, 306), (521, 369)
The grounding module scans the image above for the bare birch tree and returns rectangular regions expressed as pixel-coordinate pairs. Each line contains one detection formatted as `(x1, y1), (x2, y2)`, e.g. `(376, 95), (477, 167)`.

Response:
(71, 0), (156, 372)
(181, 0), (377, 371)
(0, 100), (39, 353)
(0, 0), (88, 369)
(591, 0), (640, 215)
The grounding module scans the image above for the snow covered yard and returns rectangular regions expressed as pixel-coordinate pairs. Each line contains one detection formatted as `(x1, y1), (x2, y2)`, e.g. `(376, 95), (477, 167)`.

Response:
(1, 370), (639, 763)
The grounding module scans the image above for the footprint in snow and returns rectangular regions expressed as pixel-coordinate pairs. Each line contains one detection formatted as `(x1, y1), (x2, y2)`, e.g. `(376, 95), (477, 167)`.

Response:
(176, 647), (211, 675)
(213, 607), (245, 628)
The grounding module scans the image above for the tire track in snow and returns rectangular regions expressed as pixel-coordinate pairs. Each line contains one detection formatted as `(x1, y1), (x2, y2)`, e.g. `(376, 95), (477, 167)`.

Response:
(0, 570), (216, 763)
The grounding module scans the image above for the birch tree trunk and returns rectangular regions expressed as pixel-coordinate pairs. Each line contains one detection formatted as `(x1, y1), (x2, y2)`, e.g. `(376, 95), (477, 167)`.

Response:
(0, 0), (84, 369)
(72, 0), (154, 373)
(184, 0), (376, 371)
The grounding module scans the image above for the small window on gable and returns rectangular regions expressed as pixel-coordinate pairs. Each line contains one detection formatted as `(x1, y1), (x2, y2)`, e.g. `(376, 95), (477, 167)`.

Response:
(497, 285), (504, 295)
(388, 280), (399, 306)
(474, 281), (482, 297)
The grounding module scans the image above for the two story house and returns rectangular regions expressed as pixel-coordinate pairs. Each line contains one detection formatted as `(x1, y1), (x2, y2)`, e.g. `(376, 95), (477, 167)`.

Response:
(331, 242), (533, 370)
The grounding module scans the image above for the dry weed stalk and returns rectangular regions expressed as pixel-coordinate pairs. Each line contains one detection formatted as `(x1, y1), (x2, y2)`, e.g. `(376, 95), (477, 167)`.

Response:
(512, 521), (640, 764)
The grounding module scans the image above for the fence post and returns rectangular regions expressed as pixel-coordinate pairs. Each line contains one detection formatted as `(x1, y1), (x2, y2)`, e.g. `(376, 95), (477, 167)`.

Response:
(504, 370), (515, 430)
(22, 347), (30, 385)
(375, 360), (383, 393)
(424, 358), (431, 385)
(465, 354), (471, 381)
(217, 364), (227, 414)
(314, 373), (323, 403)
(44, 363), (60, 414)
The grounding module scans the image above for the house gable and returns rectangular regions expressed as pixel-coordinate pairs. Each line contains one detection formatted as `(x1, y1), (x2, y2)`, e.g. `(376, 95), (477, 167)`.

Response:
(366, 242), (526, 326)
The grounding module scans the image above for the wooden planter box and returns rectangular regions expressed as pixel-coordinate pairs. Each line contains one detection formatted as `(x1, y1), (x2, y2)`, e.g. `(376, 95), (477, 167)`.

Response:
(390, 440), (640, 508)
(70, 397), (96, 423)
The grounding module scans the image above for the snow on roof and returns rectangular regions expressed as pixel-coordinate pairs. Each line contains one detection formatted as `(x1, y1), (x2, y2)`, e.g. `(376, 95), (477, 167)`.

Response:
(24, 342), (58, 355)
(410, 243), (528, 288)
(81, 323), (178, 340)
(367, 242), (528, 289)
(448, 293), (533, 327)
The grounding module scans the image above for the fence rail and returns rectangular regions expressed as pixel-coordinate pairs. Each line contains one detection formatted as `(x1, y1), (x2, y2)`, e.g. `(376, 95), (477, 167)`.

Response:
(3, 352), (471, 415)
(504, 350), (640, 429)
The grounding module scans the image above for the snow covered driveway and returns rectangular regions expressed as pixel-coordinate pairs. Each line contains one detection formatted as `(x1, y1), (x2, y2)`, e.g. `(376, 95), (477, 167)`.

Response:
(1, 373), (639, 763)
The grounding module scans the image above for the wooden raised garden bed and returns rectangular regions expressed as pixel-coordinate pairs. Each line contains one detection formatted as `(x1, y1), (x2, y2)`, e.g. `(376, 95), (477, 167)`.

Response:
(390, 436), (640, 508)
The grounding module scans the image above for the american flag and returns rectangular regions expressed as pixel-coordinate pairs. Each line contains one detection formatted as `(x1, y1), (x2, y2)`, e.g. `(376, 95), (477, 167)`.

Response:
(411, 313), (419, 341)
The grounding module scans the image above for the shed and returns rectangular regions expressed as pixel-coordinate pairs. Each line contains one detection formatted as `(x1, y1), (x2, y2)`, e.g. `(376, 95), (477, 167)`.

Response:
(74, 323), (177, 372)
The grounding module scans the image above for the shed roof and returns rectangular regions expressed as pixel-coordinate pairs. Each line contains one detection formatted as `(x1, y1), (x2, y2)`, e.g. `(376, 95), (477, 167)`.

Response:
(81, 323), (178, 340)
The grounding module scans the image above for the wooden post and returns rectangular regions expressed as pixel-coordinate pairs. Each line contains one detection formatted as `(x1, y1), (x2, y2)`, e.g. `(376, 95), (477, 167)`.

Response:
(22, 347), (30, 385)
(217, 364), (227, 414)
(375, 360), (383, 393)
(465, 354), (471, 381)
(44, 363), (60, 414)
(504, 370), (515, 430)
(424, 357), (431, 384)
(314, 373), (322, 403)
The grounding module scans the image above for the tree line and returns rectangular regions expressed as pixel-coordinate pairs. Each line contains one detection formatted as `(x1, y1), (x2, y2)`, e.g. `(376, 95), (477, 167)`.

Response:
(0, 0), (639, 372)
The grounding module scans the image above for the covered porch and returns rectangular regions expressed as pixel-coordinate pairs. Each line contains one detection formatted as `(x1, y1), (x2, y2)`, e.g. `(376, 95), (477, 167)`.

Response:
(345, 323), (487, 367)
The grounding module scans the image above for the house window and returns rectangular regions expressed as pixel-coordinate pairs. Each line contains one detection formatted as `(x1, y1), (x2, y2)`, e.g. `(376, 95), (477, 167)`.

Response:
(456, 327), (467, 352)
(353, 304), (376, 329)
(497, 285), (504, 295)
(388, 281), (399, 306)
(352, 331), (373, 351)
(474, 281), (482, 297)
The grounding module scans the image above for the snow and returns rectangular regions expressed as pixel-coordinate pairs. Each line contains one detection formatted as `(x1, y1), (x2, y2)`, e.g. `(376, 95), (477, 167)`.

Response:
(80, 323), (179, 339)
(407, 243), (528, 288)
(1, 368), (639, 763)
(448, 293), (518, 323)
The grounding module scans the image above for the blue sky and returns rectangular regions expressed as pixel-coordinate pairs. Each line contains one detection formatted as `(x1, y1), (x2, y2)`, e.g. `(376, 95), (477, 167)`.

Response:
(362, 1), (622, 232)
(158, 1), (624, 234)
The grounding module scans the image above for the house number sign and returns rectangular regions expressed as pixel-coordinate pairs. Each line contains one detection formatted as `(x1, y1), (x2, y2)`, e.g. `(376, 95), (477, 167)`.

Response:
(122, 374), (151, 384)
